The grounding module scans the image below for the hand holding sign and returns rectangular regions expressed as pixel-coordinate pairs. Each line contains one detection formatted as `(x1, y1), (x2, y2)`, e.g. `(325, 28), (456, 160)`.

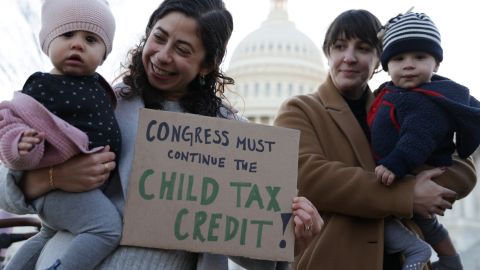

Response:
(292, 196), (324, 255)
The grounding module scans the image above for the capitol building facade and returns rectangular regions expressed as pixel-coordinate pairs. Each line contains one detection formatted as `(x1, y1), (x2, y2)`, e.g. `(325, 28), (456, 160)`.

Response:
(225, 0), (326, 125)
(226, 1), (480, 269)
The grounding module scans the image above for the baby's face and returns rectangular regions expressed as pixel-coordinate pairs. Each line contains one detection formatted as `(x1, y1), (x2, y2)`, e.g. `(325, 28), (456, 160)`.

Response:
(387, 51), (439, 89)
(48, 30), (106, 76)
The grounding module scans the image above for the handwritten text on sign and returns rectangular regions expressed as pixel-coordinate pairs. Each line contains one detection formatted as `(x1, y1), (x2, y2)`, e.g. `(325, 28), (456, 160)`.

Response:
(121, 109), (299, 261)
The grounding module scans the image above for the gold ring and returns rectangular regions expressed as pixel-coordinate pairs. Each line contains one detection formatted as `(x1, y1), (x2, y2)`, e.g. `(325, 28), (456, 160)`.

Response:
(103, 163), (108, 173)
(305, 224), (311, 231)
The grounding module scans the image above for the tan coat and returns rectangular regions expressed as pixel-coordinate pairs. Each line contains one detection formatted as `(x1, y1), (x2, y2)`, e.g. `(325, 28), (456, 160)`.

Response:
(274, 76), (477, 270)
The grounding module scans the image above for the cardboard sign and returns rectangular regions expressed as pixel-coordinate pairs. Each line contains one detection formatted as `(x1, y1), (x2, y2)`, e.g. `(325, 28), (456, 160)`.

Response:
(121, 109), (299, 261)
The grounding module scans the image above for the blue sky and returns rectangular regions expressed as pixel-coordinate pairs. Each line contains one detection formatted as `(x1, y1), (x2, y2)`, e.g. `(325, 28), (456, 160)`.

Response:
(224, 0), (479, 97)
(2, 0), (478, 98)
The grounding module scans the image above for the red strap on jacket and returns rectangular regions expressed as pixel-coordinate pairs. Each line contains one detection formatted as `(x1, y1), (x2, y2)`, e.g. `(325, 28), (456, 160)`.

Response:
(367, 88), (388, 128)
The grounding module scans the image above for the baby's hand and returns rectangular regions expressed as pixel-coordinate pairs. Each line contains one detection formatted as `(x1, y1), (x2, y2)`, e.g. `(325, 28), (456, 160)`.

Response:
(18, 129), (44, 156)
(375, 165), (396, 186)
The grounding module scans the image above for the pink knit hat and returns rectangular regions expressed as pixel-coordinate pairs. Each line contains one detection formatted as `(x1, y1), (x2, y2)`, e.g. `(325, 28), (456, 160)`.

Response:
(39, 0), (116, 57)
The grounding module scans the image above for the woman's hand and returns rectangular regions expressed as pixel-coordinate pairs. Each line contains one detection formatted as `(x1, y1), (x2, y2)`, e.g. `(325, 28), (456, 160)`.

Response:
(292, 196), (323, 256)
(22, 146), (116, 200)
(53, 146), (116, 192)
(413, 167), (457, 218)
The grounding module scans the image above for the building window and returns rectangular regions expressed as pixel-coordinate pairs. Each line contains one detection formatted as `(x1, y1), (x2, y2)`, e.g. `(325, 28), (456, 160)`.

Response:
(243, 84), (249, 97)
(260, 116), (270, 125)
(265, 82), (271, 97)
(254, 83), (260, 97)
(287, 83), (293, 96)
(276, 82), (282, 97)
(299, 85), (304, 94)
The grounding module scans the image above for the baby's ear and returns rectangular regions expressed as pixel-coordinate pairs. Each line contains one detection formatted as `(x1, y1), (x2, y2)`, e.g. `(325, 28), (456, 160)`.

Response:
(434, 62), (440, 72)
(99, 55), (106, 66)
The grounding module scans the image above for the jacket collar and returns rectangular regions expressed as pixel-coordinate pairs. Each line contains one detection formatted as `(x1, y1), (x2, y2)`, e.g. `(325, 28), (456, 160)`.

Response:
(315, 75), (376, 170)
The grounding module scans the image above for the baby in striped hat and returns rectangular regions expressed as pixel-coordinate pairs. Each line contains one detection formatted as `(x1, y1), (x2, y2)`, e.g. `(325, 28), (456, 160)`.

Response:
(368, 11), (480, 270)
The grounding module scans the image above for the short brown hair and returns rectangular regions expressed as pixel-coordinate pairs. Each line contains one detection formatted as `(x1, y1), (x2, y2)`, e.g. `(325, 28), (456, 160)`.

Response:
(322, 9), (382, 58)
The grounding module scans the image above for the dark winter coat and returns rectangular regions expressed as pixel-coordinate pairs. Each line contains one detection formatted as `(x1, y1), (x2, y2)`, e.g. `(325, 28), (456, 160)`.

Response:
(368, 75), (480, 178)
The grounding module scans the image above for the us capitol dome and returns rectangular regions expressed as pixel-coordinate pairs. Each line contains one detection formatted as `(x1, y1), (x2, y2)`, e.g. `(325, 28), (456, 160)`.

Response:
(225, 0), (327, 125)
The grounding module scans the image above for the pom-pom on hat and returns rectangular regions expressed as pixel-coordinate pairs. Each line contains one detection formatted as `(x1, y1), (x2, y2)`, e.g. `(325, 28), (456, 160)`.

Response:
(380, 12), (442, 71)
(39, 0), (116, 58)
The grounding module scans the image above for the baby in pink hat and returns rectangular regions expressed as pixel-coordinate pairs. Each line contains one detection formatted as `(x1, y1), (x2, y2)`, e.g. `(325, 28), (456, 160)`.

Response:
(0, 0), (121, 269)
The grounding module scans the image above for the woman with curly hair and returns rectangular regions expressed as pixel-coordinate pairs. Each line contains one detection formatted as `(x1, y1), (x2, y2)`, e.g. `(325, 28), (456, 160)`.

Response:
(118, 0), (234, 117)
(0, 0), (322, 269)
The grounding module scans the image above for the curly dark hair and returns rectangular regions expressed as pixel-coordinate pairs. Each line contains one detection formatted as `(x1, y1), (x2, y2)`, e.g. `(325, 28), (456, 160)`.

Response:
(120, 0), (234, 117)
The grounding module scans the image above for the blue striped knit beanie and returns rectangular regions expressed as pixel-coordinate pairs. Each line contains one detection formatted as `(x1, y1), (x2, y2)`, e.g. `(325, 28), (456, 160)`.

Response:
(380, 12), (442, 71)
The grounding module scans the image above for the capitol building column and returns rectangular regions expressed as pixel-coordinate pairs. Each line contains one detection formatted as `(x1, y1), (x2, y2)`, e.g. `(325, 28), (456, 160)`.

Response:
(437, 151), (480, 268)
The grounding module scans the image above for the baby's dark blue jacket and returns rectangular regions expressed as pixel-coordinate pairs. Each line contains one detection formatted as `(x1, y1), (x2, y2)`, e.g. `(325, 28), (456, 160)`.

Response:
(368, 75), (480, 178)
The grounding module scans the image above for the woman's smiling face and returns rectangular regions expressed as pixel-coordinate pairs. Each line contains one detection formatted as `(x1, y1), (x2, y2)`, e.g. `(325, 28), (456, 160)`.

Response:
(327, 36), (379, 100)
(142, 11), (209, 101)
